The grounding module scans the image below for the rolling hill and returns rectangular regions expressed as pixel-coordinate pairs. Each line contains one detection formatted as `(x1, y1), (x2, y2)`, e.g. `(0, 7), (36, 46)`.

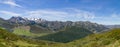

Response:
(65, 28), (120, 47)
(0, 27), (60, 47)
(36, 26), (93, 43)
(1, 26), (120, 47)
(43, 28), (120, 47)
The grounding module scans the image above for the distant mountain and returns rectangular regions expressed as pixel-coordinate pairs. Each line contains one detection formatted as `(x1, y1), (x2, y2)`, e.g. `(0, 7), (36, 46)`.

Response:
(36, 26), (93, 43)
(0, 22), (120, 47)
(9, 16), (47, 24)
(0, 18), (14, 31)
(72, 21), (108, 33)
(8, 16), (36, 25)
(0, 16), (108, 34)
(38, 21), (108, 33)
(0, 17), (119, 47)
(105, 25), (120, 29)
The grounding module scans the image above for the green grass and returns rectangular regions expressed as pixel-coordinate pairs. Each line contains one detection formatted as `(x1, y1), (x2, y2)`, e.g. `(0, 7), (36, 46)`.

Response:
(65, 28), (120, 47)
(0, 27), (60, 47)
(40, 28), (120, 47)
(13, 26), (50, 37)
(0, 42), (5, 47)
(0, 27), (40, 47)
(41, 28), (120, 47)
(13, 27), (32, 36)
(13, 40), (38, 47)
(37, 26), (93, 43)
(2, 26), (120, 47)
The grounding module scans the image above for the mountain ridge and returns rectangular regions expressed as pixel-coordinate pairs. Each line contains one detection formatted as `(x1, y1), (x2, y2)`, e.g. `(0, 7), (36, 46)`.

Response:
(0, 16), (108, 33)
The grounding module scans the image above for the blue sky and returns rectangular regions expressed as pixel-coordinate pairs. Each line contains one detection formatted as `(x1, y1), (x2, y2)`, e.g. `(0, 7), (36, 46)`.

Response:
(0, 0), (120, 25)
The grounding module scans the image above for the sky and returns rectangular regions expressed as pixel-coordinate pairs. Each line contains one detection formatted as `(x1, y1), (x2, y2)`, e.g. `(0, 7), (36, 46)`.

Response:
(0, 0), (120, 25)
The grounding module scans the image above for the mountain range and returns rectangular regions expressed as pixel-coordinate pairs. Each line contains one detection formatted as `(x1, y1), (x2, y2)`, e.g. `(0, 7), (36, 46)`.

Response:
(0, 16), (108, 33)
(1, 16), (120, 47)
(105, 25), (120, 29)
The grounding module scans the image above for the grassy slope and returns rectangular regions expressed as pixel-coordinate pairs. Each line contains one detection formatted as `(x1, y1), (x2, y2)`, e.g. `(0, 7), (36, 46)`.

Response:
(2, 26), (120, 47)
(13, 27), (32, 36)
(30, 25), (52, 33)
(13, 26), (50, 37)
(0, 27), (60, 47)
(45, 28), (120, 47)
(37, 26), (93, 43)
(4, 25), (120, 47)
(64, 28), (120, 47)
(0, 28), (37, 47)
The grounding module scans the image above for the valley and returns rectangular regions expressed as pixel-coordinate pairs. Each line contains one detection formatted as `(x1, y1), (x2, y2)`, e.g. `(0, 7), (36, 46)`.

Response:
(0, 17), (120, 47)
(0, 0), (120, 47)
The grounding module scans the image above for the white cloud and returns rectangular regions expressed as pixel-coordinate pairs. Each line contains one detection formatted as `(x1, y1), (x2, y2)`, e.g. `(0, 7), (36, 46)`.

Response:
(27, 10), (68, 17)
(94, 13), (120, 19)
(24, 9), (95, 21)
(75, 10), (95, 19)
(0, 8), (96, 21)
(0, 11), (21, 16)
(65, 8), (95, 19)
(2, 0), (22, 8)
(24, 10), (69, 20)
(111, 13), (118, 18)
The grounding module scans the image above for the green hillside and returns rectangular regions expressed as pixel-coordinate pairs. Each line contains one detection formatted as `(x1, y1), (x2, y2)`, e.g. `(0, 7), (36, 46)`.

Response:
(0, 27), (37, 47)
(64, 28), (120, 47)
(36, 26), (93, 43)
(13, 26), (51, 38)
(30, 25), (52, 33)
(2, 25), (120, 47)
(13, 26), (32, 36)
(0, 27), (60, 47)
(45, 28), (120, 47)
